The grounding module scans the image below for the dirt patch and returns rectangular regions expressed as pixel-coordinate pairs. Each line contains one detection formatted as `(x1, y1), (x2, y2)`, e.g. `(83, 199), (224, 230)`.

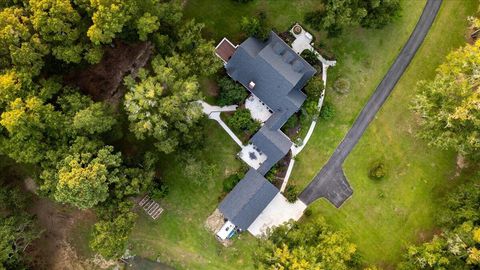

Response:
(26, 193), (99, 270)
(415, 228), (443, 244)
(455, 154), (469, 177)
(204, 209), (232, 247)
(201, 78), (220, 98)
(267, 152), (291, 189)
(64, 41), (153, 104)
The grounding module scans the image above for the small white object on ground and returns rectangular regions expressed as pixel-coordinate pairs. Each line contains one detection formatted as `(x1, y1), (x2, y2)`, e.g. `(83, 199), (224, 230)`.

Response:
(216, 221), (236, 240)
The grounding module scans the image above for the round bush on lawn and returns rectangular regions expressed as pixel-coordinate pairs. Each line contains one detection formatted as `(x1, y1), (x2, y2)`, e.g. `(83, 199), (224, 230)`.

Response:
(334, 78), (351, 94)
(369, 162), (387, 180)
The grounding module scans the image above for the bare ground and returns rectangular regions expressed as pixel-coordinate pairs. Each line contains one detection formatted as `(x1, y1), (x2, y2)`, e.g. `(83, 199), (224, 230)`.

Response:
(64, 41), (153, 104)
(27, 195), (98, 270)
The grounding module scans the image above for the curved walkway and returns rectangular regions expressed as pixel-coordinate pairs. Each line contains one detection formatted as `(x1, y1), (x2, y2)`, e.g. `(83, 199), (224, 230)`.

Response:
(299, 0), (443, 206)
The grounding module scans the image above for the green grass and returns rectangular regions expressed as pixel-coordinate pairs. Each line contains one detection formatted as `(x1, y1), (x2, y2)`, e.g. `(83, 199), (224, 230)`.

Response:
(184, 0), (320, 43)
(129, 121), (257, 270)
(290, 0), (477, 267)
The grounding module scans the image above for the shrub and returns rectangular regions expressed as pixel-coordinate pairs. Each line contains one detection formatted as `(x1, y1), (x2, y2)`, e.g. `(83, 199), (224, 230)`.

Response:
(217, 77), (247, 106)
(304, 10), (325, 31)
(305, 76), (323, 100)
(302, 100), (319, 120)
(265, 165), (279, 182)
(284, 185), (298, 203)
(228, 109), (260, 134)
(333, 78), (351, 94)
(369, 161), (387, 180)
(304, 208), (313, 217)
(223, 173), (243, 192)
(240, 12), (269, 40)
(150, 178), (169, 200)
(278, 31), (295, 45)
(300, 49), (320, 67)
(283, 114), (299, 130)
(319, 101), (335, 120)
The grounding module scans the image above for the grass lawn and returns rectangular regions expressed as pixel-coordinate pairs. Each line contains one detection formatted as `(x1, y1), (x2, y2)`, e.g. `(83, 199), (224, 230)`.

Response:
(290, 0), (477, 267)
(184, 0), (320, 43)
(129, 120), (257, 270)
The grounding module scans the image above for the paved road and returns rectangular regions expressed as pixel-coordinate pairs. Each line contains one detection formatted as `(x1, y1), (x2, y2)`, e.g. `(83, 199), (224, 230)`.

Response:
(298, 0), (443, 207)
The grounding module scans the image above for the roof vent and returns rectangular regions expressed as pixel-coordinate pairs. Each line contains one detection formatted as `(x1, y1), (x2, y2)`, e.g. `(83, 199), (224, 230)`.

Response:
(249, 81), (256, 89)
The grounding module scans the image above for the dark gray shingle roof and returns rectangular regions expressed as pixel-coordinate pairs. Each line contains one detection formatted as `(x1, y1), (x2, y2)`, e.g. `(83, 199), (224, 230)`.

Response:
(226, 31), (315, 118)
(251, 126), (292, 175)
(218, 32), (317, 231)
(218, 168), (278, 230)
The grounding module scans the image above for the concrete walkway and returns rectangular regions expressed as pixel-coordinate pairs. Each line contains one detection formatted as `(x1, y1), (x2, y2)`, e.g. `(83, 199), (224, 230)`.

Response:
(299, 0), (443, 207)
(197, 101), (243, 147)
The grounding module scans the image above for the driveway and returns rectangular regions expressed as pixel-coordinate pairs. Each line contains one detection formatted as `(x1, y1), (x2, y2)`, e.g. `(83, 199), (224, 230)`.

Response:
(299, 0), (443, 206)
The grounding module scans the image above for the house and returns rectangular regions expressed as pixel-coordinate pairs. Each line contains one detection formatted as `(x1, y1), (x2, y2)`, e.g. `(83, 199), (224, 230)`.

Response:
(214, 31), (316, 238)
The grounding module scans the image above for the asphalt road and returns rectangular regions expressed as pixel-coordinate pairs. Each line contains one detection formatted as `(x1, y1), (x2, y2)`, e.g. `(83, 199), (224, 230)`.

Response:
(298, 0), (443, 207)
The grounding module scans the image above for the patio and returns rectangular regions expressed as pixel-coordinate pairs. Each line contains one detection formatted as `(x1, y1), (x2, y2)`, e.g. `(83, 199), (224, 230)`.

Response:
(245, 94), (272, 123)
(238, 143), (267, 169)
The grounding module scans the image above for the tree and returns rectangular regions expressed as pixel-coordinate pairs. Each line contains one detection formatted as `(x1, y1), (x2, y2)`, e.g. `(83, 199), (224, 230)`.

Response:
(176, 20), (222, 77)
(53, 139), (122, 209)
(0, 7), (48, 76)
(217, 77), (247, 106)
(359, 0), (401, 29)
(0, 97), (67, 164)
(240, 12), (269, 40)
(413, 40), (480, 160)
(312, 0), (367, 36)
(72, 103), (116, 134)
(439, 181), (480, 230)
(124, 55), (204, 153)
(304, 0), (400, 36)
(29, 0), (85, 63)
(399, 176), (480, 269)
(90, 211), (136, 259)
(87, 0), (137, 44)
(255, 218), (358, 270)
(284, 185), (298, 203)
(227, 109), (260, 134)
(0, 186), (41, 269)
(368, 161), (387, 180)
(136, 12), (159, 41)
(399, 225), (480, 269)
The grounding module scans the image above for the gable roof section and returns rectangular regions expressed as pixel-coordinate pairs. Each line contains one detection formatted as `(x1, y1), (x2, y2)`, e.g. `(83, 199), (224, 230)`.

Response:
(218, 168), (279, 230)
(251, 126), (292, 175)
(226, 31), (316, 114)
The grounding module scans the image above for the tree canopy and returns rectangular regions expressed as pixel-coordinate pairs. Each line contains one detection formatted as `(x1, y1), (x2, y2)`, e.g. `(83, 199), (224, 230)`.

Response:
(305, 0), (400, 36)
(0, 186), (41, 269)
(255, 218), (358, 270)
(413, 39), (480, 160)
